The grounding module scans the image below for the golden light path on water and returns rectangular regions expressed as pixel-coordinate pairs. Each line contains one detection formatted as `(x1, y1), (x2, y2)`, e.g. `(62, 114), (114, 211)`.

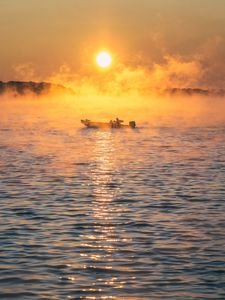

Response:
(79, 130), (134, 298)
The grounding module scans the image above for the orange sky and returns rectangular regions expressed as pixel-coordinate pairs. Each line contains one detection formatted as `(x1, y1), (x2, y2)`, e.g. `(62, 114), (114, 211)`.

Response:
(1, 0), (225, 88)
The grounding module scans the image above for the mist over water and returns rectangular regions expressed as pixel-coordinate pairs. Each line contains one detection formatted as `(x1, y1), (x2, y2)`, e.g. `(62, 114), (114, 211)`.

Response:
(1, 91), (225, 128)
(1, 94), (225, 299)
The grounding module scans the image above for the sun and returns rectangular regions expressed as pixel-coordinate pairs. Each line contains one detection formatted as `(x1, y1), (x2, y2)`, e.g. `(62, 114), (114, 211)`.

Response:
(96, 51), (112, 68)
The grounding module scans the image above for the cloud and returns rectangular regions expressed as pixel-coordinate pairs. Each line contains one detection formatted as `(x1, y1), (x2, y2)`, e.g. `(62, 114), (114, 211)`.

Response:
(47, 64), (77, 86)
(149, 56), (203, 90)
(10, 34), (225, 95)
(195, 36), (225, 88)
(13, 63), (38, 81)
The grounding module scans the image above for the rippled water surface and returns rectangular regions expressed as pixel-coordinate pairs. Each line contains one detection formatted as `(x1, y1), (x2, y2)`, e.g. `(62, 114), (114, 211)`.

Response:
(0, 112), (225, 299)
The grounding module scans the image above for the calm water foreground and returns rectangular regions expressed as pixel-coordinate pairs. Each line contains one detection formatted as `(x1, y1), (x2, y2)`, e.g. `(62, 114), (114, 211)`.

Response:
(0, 113), (225, 299)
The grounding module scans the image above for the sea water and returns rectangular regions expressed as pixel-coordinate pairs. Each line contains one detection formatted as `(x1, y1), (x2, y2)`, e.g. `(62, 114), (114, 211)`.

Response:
(0, 104), (225, 300)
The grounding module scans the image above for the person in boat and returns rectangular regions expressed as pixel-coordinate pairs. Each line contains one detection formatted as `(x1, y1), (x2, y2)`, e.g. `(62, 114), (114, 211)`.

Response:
(115, 118), (124, 128)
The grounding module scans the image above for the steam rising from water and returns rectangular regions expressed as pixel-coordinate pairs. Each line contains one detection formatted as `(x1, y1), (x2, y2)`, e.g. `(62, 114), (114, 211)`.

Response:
(2, 53), (225, 128)
(1, 91), (225, 128)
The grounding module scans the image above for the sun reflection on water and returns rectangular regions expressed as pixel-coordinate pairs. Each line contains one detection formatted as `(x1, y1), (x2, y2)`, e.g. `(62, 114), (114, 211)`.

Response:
(80, 130), (126, 296)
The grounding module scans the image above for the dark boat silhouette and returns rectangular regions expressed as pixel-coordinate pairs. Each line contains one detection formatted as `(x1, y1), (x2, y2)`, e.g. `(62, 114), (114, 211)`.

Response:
(81, 118), (136, 129)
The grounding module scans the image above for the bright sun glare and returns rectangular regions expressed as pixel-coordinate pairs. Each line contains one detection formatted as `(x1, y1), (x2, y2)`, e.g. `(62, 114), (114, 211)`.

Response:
(96, 51), (112, 68)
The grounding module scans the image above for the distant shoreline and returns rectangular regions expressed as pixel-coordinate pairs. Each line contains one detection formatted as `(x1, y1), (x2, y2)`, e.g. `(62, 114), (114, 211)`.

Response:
(0, 80), (224, 97)
(0, 81), (74, 97)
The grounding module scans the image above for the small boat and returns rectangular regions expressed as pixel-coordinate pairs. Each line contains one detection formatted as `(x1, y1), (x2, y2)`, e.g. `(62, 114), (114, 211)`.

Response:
(81, 118), (136, 129)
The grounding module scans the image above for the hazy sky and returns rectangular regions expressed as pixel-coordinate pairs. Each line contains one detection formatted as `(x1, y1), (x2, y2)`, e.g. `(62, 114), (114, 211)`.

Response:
(1, 0), (225, 87)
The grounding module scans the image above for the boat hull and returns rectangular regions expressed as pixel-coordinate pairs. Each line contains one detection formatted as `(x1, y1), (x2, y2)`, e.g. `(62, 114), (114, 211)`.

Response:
(81, 120), (136, 129)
